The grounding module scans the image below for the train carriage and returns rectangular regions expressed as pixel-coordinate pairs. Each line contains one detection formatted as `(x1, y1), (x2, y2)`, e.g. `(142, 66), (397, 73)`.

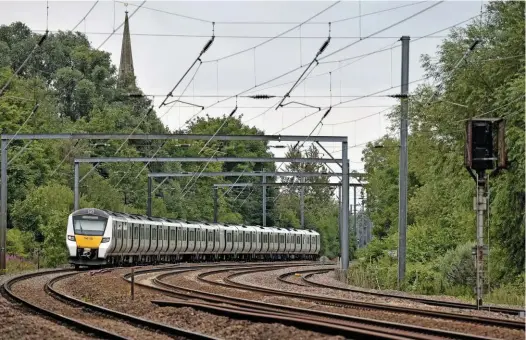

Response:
(67, 208), (321, 268)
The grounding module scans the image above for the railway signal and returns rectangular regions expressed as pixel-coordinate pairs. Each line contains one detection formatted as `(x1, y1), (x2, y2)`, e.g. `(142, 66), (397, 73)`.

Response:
(464, 118), (507, 309)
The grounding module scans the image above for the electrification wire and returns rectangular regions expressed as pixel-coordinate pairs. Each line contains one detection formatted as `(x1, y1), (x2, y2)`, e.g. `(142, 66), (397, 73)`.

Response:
(79, 105), (154, 183)
(116, 1), (212, 24)
(0, 31), (48, 97)
(240, 11), (488, 123)
(32, 30), (449, 40)
(180, 149), (223, 198)
(97, 0), (146, 49)
(202, 1), (340, 63)
(49, 141), (81, 177)
(136, 3), (473, 195)
(319, 1), (444, 61)
(72, 1), (99, 31)
(275, 29), (331, 109)
(127, 1), (425, 26)
(119, 62), (205, 186)
(322, 12), (486, 65)
(198, 103), (238, 154)
(6, 103), (40, 147)
(168, 104), (390, 110)
(159, 30), (214, 108)
(424, 39), (481, 106)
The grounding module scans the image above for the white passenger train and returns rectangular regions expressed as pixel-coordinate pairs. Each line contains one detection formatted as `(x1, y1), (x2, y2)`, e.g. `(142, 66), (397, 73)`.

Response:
(66, 208), (321, 268)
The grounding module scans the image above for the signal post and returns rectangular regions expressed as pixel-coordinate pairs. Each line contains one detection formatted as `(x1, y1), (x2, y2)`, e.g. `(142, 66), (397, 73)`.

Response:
(464, 118), (506, 308)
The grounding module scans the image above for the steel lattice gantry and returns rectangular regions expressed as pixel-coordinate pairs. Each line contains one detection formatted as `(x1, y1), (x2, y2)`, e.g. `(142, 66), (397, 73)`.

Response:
(0, 133), (351, 272)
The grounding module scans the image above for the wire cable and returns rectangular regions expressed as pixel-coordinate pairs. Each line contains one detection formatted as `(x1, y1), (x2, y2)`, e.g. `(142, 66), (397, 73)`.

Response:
(319, 1), (444, 61)
(6, 103), (40, 147)
(202, 1), (340, 63)
(72, 1), (99, 31)
(97, 0), (146, 49)
(0, 31), (48, 98)
(159, 30), (214, 108)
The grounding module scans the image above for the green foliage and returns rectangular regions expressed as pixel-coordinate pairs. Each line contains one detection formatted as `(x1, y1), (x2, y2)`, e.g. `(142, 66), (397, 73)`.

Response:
(6, 228), (35, 257)
(352, 1), (524, 305)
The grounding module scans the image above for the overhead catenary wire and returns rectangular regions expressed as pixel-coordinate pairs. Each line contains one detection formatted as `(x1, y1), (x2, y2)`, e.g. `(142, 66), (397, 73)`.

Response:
(72, 1), (99, 31)
(33, 30), (450, 40)
(319, 0), (444, 62)
(275, 25), (332, 109)
(159, 27), (215, 108)
(125, 5), (485, 199)
(97, 0), (146, 49)
(202, 1), (340, 63)
(125, 0), (425, 26)
(80, 105), (154, 183)
(6, 103), (40, 147)
(0, 31), (48, 98)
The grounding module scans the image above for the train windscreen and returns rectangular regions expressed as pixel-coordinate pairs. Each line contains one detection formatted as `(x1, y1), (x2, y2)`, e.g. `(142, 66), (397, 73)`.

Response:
(73, 215), (108, 236)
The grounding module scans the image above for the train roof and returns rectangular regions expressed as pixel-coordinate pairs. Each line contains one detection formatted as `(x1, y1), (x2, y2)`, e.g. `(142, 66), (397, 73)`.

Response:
(71, 208), (320, 234)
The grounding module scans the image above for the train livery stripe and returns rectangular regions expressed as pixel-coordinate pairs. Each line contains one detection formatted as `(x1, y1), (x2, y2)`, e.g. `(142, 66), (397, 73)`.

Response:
(75, 235), (103, 249)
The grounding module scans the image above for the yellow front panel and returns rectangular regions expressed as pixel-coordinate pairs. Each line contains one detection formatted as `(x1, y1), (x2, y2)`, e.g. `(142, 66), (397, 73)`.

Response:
(75, 235), (102, 249)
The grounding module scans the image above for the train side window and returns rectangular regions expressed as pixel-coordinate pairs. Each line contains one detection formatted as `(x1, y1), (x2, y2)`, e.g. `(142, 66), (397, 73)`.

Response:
(171, 229), (175, 241)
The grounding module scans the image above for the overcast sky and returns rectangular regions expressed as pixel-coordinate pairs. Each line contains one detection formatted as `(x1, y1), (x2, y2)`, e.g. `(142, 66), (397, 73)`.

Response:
(1, 0), (487, 203)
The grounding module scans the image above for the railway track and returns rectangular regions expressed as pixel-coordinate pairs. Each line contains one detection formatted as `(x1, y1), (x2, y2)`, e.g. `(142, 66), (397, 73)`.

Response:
(287, 268), (524, 316)
(215, 266), (525, 330)
(2, 267), (216, 340)
(128, 264), (507, 339)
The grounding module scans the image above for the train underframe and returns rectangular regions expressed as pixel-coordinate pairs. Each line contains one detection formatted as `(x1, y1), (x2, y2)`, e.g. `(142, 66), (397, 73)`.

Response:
(70, 252), (319, 269)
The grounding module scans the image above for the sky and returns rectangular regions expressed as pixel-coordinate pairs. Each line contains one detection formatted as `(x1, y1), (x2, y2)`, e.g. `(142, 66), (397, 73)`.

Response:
(0, 0), (487, 205)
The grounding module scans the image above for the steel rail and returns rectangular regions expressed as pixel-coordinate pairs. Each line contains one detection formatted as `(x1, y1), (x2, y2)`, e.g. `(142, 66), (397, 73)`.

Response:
(214, 267), (526, 330)
(299, 269), (526, 316)
(2, 269), (127, 339)
(151, 300), (416, 340)
(150, 266), (499, 340)
(45, 271), (216, 340)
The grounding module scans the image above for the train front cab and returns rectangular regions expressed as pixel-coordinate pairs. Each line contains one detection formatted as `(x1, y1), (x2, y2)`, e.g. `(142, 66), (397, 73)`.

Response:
(67, 208), (113, 268)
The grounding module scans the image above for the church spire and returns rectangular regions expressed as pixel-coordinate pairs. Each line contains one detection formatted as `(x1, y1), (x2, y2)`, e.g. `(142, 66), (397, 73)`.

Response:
(117, 10), (135, 88)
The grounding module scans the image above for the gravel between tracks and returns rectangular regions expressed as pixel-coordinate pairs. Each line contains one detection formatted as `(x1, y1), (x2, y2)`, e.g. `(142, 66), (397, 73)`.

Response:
(55, 265), (344, 340)
(167, 265), (524, 339)
(10, 270), (176, 340)
(0, 269), (92, 340)
(309, 270), (525, 311)
(234, 265), (524, 321)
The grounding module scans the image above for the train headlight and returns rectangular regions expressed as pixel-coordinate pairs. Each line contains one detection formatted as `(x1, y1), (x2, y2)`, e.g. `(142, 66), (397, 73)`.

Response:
(67, 235), (75, 241)
(101, 237), (110, 243)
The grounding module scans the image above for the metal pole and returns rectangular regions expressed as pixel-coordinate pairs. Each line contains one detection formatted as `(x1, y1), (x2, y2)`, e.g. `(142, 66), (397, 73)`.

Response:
(130, 267), (135, 300)
(0, 139), (6, 272)
(74, 162), (79, 211)
(354, 186), (357, 247)
(341, 141), (349, 270)
(398, 35), (410, 288)
(300, 177), (305, 228)
(475, 171), (486, 308)
(338, 185), (342, 254)
(147, 176), (152, 217)
(213, 187), (218, 223)
(262, 176), (267, 227)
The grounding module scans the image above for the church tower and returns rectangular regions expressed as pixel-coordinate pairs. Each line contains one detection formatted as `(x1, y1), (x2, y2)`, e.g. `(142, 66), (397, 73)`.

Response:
(117, 10), (136, 88)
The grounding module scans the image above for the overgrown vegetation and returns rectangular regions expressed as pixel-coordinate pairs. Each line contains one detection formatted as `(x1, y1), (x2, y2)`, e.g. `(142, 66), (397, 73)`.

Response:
(351, 1), (524, 306)
(0, 21), (340, 270)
